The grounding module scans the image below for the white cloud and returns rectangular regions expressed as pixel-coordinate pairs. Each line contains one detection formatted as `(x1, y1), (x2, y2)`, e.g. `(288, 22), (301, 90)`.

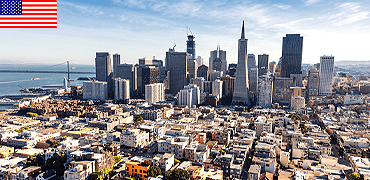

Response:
(59, 1), (105, 15)
(273, 3), (292, 10)
(327, 2), (369, 26)
(305, 0), (321, 6)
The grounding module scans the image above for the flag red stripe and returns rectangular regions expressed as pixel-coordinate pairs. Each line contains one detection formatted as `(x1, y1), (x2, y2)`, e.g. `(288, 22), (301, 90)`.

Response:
(22, 4), (57, 7)
(22, 0), (57, 2)
(22, 9), (57, 11)
(0, 26), (57, 28)
(22, 13), (57, 15)
(0, 22), (57, 24)
(0, 17), (57, 20)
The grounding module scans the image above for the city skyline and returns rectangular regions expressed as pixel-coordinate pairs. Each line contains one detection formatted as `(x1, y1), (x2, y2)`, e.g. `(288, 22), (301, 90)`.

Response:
(0, 0), (370, 65)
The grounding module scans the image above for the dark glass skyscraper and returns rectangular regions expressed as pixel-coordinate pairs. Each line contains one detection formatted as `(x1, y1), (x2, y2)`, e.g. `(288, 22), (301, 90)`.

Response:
(186, 35), (196, 59)
(280, 34), (303, 78)
(95, 52), (113, 96)
(166, 48), (187, 94)
(258, 54), (269, 76)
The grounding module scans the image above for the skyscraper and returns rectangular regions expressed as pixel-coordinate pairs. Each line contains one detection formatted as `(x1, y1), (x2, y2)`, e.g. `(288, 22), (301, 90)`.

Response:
(319, 56), (334, 96)
(187, 34), (196, 59)
(95, 52), (112, 97)
(269, 62), (276, 74)
(232, 21), (250, 105)
(95, 52), (112, 82)
(113, 53), (120, 78)
(280, 34), (303, 78)
(141, 66), (160, 97)
(247, 54), (256, 70)
(249, 68), (258, 103)
(307, 67), (319, 97)
(258, 54), (269, 76)
(166, 48), (187, 94)
(115, 64), (137, 97)
(209, 45), (227, 74)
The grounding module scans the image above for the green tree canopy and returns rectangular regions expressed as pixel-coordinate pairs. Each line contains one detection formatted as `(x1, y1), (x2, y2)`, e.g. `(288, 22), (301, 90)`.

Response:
(350, 173), (364, 180)
(148, 166), (162, 177)
(113, 156), (121, 164)
(165, 169), (190, 180)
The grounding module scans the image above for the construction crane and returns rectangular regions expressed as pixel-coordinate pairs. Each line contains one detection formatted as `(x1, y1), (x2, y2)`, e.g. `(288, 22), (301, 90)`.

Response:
(189, 28), (193, 35)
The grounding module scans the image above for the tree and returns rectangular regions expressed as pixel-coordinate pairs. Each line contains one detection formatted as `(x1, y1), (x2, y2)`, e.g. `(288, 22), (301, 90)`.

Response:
(350, 173), (364, 180)
(209, 152), (216, 159)
(50, 141), (60, 148)
(165, 169), (190, 180)
(174, 158), (180, 164)
(148, 166), (162, 177)
(89, 171), (102, 180)
(134, 116), (144, 125)
(113, 156), (121, 164)
(27, 112), (38, 117)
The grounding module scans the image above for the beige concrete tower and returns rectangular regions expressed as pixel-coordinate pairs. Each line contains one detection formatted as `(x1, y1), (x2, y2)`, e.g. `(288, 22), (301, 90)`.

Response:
(232, 21), (250, 105)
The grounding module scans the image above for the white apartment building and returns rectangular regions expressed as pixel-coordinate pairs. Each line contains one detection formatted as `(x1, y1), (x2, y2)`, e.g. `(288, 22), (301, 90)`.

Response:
(145, 83), (165, 105)
(157, 137), (189, 159)
(120, 129), (149, 149)
(319, 55), (334, 96)
(178, 84), (200, 107)
(212, 79), (223, 99)
(114, 78), (130, 103)
(83, 81), (108, 101)
(64, 165), (89, 180)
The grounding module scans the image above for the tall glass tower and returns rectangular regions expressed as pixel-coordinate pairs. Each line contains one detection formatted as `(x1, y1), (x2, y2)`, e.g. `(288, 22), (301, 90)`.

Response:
(281, 34), (303, 78)
(186, 35), (196, 59)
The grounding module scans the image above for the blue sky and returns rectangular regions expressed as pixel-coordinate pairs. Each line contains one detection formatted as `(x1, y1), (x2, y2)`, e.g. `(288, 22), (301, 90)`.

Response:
(0, 0), (369, 65)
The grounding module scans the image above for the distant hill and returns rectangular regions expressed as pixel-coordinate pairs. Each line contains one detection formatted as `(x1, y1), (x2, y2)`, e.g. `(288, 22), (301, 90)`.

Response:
(335, 60), (370, 66)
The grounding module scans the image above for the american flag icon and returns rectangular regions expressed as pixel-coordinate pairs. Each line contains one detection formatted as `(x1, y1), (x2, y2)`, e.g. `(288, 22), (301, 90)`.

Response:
(0, 0), (57, 28)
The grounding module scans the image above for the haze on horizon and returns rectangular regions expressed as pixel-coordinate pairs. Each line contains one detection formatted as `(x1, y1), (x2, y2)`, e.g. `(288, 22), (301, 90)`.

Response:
(0, 0), (369, 66)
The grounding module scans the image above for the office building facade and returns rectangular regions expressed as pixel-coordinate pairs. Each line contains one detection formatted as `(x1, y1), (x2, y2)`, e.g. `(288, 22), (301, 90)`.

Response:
(145, 83), (165, 105)
(280, 34), (303, 78)
(319, 56), (334, 96)
(114, 78), (130, 103)
(115, 64), (137, 97)
(95, 52), (112, 96)
(209, 45), (227, 74)
(232, 21), (250, 105)
(166, 49), (187, 95)
(307, 68), (319, 96)
(178, 85), (200, 107)
(258, 54), (269, 76)
(83, 81), (108, 101)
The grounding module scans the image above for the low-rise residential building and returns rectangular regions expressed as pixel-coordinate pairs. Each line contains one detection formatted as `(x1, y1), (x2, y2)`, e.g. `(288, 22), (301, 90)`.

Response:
(120, 129), (149, 149)
(158, 137), (189, 159)
(125, 158), (151, 180)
